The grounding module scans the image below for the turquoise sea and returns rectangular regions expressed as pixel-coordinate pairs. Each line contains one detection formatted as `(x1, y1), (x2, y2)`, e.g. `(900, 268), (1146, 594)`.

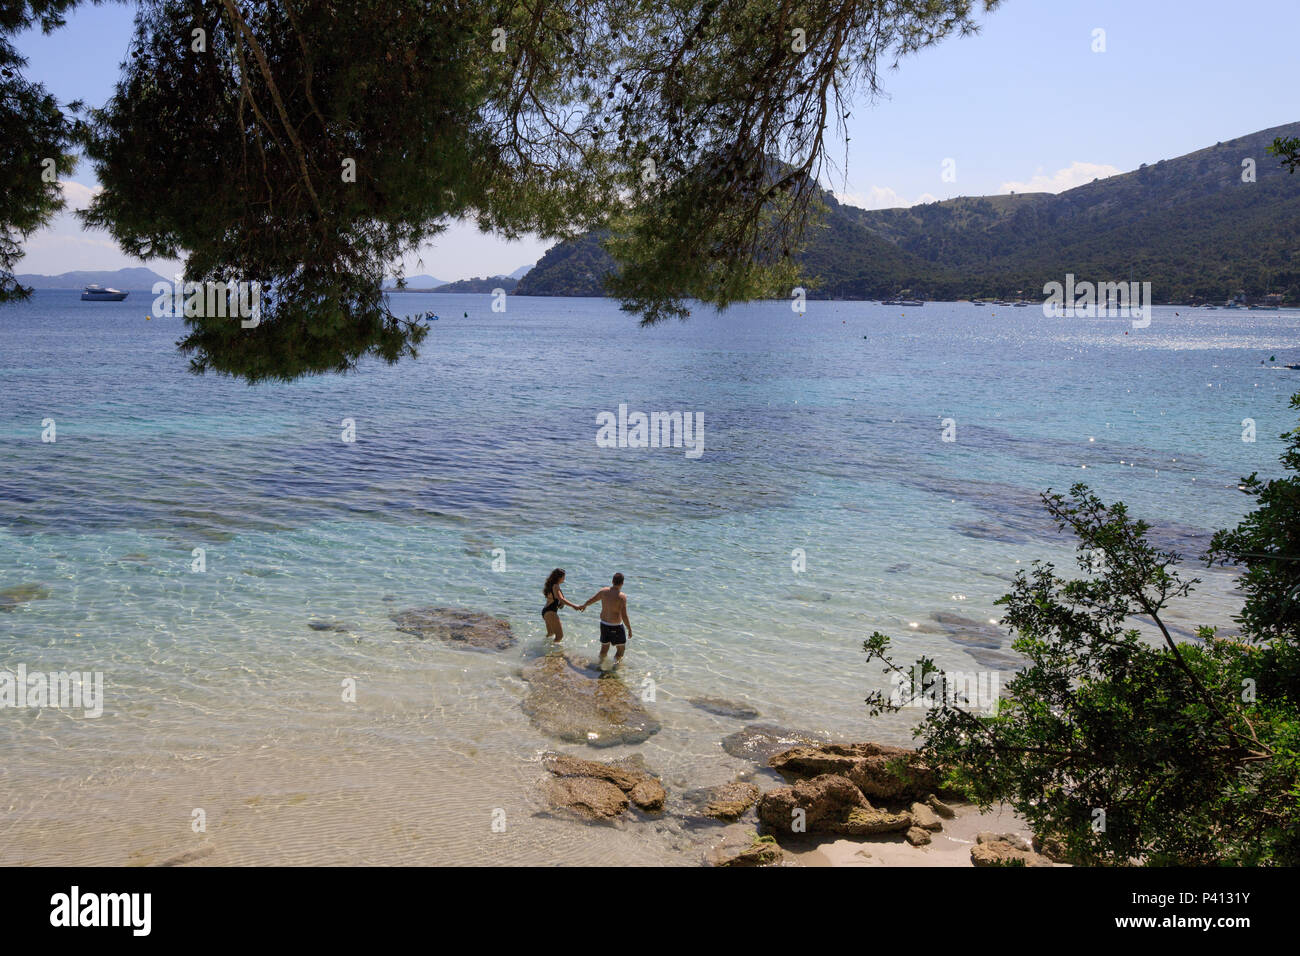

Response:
(1, 290), (1297, 864)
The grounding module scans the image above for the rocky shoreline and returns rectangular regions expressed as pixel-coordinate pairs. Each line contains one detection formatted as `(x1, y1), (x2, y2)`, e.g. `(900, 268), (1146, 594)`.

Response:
(389, 605), (1059, 867)
(535, 726), (1061, 868)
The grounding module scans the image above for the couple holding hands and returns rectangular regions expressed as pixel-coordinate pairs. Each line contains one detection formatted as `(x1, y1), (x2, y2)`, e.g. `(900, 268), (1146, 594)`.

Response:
(542, 568), (632, 665)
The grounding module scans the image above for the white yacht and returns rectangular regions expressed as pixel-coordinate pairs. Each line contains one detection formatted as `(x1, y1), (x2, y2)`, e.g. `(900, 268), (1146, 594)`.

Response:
(81, 285), (128, 302)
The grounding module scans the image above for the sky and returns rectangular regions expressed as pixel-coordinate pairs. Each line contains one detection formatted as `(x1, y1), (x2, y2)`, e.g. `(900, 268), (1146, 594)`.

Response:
(13, 0), (1300, 281)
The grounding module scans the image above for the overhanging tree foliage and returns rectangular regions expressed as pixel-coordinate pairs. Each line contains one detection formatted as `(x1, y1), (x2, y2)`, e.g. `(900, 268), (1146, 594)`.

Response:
(3, 0), (998, 380)
(0, 0), (85, 302)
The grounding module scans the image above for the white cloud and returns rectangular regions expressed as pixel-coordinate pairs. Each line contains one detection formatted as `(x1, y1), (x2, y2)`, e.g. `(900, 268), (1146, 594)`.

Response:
(12, 181), (180, 276)
(834, 186), (939, 210)
(59, 179), (102, 211)
(1000, 161), (1121, 195)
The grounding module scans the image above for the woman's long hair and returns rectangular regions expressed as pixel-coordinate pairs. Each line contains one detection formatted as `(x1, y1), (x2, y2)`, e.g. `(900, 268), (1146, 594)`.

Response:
(543, 568), (565, 598)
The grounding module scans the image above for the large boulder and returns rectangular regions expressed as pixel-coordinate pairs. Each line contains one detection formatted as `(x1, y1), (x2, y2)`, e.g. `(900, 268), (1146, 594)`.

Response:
(721, 723), (827, 763)
(757, 773), (912, 836)
(539, 752), (666, 823)
(769, 742), (939, 801)
(389, 606), (516, 650)
(970, 832), (1054, 867)
(522, 655), (662, 747)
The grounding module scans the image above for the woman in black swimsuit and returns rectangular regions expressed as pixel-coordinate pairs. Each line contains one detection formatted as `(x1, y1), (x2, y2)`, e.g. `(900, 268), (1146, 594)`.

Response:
(542, 568), (582, 642)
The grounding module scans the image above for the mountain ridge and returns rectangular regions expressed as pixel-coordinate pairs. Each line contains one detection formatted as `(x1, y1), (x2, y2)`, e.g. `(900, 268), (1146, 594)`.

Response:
(516, 122), (1300, 303)
(14, 267), (170, 289)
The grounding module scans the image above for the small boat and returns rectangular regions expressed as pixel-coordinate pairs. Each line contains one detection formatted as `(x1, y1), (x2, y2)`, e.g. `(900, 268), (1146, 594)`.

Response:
(81, 284), (128, 301)
(1012, 301), (1029, 307)
(972, 301), (986, 307)
(882, 298), (924, 306)
(1248, 305), (1279, 311)
(422, 311), (439, 321)
(1204, 305), (1218, 310)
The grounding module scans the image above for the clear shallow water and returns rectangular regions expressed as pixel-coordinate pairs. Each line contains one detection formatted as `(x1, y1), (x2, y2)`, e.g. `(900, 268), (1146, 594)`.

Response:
(1, 291), (1297, 865)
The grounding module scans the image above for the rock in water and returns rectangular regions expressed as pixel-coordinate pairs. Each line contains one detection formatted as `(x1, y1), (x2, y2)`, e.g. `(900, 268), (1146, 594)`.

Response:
(0, 583), (52, 612)
(522, 655), (661, 747)
(689, 697), (762, 720)
(539, 752), (667, 823)
(721, 723), (827, 763)
(930, 611), (1003, 649)
(541, 776), (629, 824)
(757, 773), (912, 836)
(768, 742), (940, 801)
(682, 781), (762, 821)
(389, 606), (516, 651)
(307, 619), (352, 632)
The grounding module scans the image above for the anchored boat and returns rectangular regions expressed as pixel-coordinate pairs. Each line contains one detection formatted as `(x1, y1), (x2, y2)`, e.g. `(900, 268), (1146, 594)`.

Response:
(81, 285), (128, 302)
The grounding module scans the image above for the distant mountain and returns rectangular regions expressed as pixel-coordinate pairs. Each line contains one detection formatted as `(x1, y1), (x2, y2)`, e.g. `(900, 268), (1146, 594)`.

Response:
(383, 274), (445, 290)
(429, 275), (519, 293)
(15, 267), (170, 290)
(507, 263), (534, 279)
(516, 122), (1300, 304)
(515, 233), (613, 297)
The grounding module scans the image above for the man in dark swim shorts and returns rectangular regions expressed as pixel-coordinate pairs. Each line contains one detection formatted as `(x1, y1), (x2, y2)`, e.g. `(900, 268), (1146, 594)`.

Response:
(581, 573), (632, 666)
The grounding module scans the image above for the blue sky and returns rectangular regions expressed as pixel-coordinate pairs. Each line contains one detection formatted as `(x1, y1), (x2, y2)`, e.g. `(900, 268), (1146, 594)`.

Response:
(14, 0), (1299, 280)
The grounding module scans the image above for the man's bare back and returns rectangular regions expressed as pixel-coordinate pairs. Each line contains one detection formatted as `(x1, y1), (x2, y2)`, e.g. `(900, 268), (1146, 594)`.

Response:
(594, 586), (627, 625)
(580, 573), (631, 663)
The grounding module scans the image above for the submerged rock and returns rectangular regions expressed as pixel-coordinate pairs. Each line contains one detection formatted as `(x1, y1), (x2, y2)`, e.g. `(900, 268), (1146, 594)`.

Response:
(930, 611), (1003, 649)
(768, 741), (940, 801)
(690, 697), (761, 720)
(307, 619), (352, 632)
(0, 583), (52, 611)
(540, 752), (666, 823)
(757, 773), (912, 836)
(389, 606), (516, 651)
(721, 723), (827, 763)
(682, 781), (762, 821)
(522, 655), (661, 747)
